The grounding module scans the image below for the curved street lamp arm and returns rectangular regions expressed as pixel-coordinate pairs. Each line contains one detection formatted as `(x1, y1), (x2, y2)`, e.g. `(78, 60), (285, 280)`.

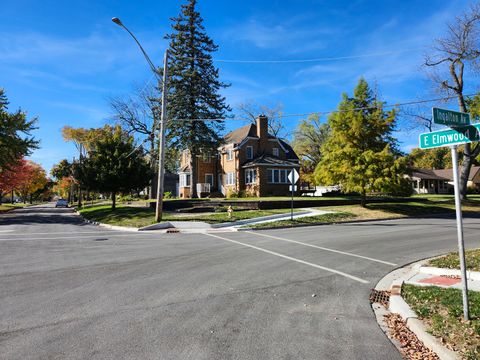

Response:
(112, 18), (163, 82)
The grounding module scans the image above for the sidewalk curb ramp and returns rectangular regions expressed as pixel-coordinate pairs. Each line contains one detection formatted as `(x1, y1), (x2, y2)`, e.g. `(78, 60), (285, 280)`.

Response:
(372, 261), (461, 360)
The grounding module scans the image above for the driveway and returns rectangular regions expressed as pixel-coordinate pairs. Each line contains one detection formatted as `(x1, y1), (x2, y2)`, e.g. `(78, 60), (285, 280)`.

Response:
(1, 204), (478, 359)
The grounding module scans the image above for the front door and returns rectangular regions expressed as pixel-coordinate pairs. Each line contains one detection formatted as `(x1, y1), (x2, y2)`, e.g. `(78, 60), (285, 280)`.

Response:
(218, 174), (225, 195)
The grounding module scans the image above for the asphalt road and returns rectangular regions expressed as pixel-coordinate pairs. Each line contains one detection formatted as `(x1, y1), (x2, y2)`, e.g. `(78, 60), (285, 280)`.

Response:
(1, 204), (479, 360)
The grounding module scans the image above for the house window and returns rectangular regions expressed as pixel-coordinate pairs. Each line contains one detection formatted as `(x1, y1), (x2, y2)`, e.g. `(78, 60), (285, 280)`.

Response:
(267, 169), (289, 184)
(272, 148), (279, 157)
(246, 146), (253, 160)
(205, 173), (214, 186)
(226, 172), (236, 185)
(227, 149), (233, 161)
(245, 169), (256, 184)
(179, 173), (191, 187)
(203, 154), (211, 163)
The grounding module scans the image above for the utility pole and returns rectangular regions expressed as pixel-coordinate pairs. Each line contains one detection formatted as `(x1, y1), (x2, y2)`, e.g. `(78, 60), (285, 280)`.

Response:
(112, 17), (169, 222)
(155, 50), (169, 222)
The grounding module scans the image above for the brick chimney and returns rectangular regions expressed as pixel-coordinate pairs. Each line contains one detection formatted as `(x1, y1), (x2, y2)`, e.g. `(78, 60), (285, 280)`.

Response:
(256, 115), (268, 151)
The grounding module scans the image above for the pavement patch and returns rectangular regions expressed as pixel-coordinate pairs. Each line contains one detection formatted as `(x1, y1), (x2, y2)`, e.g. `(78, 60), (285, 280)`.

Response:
(417, 275), (461, 286)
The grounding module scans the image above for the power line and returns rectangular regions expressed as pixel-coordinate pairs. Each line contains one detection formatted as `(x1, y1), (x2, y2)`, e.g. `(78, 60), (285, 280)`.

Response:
(171, 93), (476, 122)
(171, 48), (423, 64)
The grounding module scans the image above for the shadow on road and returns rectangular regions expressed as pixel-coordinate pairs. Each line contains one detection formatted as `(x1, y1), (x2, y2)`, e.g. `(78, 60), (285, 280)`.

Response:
(0, 205), (88, 226)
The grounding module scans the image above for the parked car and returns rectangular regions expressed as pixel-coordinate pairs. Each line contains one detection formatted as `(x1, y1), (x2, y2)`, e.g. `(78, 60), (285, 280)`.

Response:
(55, 199), (68, 208)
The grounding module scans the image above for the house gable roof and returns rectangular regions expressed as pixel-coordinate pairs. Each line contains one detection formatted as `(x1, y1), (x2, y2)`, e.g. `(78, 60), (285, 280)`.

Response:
(222, 123), (299, 160)
(412, 166), (480, 181)
(223, 124), (257, 145)
(242, 154), (300, 168)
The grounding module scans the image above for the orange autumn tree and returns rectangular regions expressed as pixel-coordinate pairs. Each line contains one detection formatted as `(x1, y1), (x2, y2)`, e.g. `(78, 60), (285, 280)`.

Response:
(16, 161), (48, 203)
(54, 176), (76, 200)
(0, 158), (30, 204)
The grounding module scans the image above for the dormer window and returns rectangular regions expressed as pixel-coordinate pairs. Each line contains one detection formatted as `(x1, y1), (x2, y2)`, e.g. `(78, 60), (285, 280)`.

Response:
(246, 146), (253, 160)
(272, 148), (279, 157)
(227, 149), (233, 161)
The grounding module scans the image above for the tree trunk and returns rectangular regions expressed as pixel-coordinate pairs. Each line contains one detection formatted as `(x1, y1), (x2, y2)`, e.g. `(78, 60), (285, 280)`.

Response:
(456, 90), (471, 200)
(0, 192), (3, 205)
(360, 189), (367, 208)
(459, 151), (472, 200)
(111, 192), (116, 210)
(11, 190), (14, 204)
(190, 150), (198, 198)
(77, 188), (82, 208)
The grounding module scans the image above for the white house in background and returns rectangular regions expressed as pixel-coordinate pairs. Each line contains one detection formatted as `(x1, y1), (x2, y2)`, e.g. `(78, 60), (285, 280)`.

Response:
(410, 166), (480, 194)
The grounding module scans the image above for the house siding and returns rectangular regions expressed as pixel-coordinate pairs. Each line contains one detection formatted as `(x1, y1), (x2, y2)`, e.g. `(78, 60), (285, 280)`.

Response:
(178, 115), (299, 198)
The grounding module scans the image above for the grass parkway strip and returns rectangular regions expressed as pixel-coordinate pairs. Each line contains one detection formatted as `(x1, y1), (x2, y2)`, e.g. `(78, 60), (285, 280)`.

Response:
(205, 233), (369, 284)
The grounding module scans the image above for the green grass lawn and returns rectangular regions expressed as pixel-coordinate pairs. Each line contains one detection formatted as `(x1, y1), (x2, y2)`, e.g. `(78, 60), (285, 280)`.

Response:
(402, 284), (480, 359)
(366, 198), (480, 217)
(245, 212), (355, 229)
(79, 205), (297, 228)
(0, 203), (27, 213)
(79, 196), (480, 229)
(246, 197), (480, 229)
(428, 249), (480, 272)
(146, 195), (410, 202)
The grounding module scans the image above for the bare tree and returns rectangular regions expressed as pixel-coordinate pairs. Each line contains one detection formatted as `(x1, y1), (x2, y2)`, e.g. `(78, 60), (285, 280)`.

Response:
(110, 84), (161, 159)
(291, 114), (330, 183)
(109, 83), (161, 198)
(236, 101), (287, 138)
(425, 3), (480, 198)
(401, 106), (434, 133)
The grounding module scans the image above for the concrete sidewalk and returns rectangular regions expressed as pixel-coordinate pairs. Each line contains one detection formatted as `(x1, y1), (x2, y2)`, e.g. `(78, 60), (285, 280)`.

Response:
(140, 208), (332, 233)
(405, 265), (480, 292)
(373, 260), (480, 360)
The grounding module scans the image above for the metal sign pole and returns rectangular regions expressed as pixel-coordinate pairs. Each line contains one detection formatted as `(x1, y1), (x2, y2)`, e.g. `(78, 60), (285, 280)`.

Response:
(291, 167), (294, 221)
(451, 145), (470, 320)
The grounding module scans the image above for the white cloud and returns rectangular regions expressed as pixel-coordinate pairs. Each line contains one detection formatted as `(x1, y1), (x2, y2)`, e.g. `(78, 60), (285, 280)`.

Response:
(221, 16), (334, 53)
(0, 30), (166, 76)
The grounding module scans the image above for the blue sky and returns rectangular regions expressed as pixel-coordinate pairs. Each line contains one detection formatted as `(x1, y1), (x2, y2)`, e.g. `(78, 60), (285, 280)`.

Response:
(1, 0), (476, 174)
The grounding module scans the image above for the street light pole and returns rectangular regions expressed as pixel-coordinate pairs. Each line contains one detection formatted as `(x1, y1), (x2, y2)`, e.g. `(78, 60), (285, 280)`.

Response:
(112, 17), (169, 222)
(156, 49), (169, 222)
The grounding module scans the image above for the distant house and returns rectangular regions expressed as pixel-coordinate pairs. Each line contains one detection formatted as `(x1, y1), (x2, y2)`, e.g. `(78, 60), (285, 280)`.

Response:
(178, 115), (300, 198)
(410, 166), (480, 194)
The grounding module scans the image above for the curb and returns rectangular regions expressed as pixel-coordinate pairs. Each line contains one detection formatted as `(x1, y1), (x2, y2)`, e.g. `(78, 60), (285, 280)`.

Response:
(372, 260), (460, 360)
(239, 215), (408, 231)
(72, 209), (467, 234)
(75, 210), (142, 232)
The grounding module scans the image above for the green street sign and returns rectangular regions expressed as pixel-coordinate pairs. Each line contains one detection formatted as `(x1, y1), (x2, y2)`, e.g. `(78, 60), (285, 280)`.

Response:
(432, 107), (470, 126)
(419, 124), (480, 149)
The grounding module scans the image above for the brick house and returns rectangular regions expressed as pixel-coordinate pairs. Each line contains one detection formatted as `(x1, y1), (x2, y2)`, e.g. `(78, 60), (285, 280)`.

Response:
(178, 115), (300, 198)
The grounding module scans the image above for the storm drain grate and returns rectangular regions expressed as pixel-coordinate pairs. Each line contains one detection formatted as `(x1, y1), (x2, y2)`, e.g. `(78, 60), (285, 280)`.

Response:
(166, 228), (180, 234)
(369, 289), (390, 308)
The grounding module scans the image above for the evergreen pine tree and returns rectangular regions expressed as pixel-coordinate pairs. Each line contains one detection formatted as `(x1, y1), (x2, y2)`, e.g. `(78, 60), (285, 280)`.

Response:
(0, 89), (39, 170)
(165, 0), (230, 197)
(315, 79), (410, 206)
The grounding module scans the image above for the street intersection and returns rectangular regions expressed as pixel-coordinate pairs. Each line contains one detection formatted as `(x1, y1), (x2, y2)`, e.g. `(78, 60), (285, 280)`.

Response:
(1, 204), (479, 359)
